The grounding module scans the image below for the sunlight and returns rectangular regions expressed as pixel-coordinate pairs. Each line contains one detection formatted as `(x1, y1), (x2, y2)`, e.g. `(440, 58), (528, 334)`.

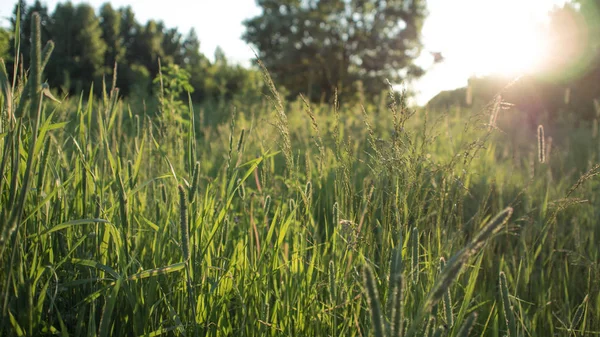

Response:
(471, 20), (550, 77)
(414, 0), (567, 105)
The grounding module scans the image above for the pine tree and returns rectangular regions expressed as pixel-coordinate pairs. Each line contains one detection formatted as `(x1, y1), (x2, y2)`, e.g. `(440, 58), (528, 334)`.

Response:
(99, 3), (125, 71)
(74, 4), (107, 86)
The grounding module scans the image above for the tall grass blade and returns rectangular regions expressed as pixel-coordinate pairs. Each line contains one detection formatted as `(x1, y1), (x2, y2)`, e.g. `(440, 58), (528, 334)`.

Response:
(389, 230), (404, 337)
(440, 257), (453, 329)
(499, 271), (517, 337)
(408, 208), (513, 336)
(98, 277), (122, 337)
(570, 294), (588, 333)
(411, 227), (419, 284)
(456, 312), (477, 337)
(178, 185), (190, 262)
(362, 265), (386, 337)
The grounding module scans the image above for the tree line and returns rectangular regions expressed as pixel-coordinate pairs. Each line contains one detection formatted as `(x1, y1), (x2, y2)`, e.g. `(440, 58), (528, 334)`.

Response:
(3, 0), (429, 104)
(4, 0), (598, 113)
(5, 0), (260, 102)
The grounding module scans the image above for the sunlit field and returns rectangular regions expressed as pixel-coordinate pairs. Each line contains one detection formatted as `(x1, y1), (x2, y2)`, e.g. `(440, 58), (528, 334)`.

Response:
(2, 8), (600, 337)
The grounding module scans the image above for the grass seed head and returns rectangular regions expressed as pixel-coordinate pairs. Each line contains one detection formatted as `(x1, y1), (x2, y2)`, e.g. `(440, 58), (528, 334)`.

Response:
(500, 271), (517, 336)
(456, 312), (478, 337)
(537, 125), (545, 163)
(178, 185), (190, 262)
(362, 265), (386, 337)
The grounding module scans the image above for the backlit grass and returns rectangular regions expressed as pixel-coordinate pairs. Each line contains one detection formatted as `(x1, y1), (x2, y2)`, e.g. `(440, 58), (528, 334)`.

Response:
(1, 13), (599, 337)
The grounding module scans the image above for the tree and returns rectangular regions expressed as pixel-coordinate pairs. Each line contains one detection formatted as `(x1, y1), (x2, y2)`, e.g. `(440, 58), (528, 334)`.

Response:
(46, 2), (77, 91)
(5, 2), (255, 102)
(243, 0), (427, 102)
(429, 1), (600, 124)
(8, 0), (51, 73)
(162, 27), (184, 65)
(48, 3), (106, 93)
(182, 28), (209, 101)
(134, 20), (165, 78)
(119, 6), (139, 61)
(544, 4), (588, 79)
(99, 3), (124, 71)
(205, 46), (255, 100)
(74, 4), (107, 84)
(214, 46), (227, 66)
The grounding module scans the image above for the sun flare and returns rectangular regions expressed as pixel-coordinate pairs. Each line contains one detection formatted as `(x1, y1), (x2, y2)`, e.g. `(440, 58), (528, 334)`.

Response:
(434, 0), (558, 78)
(477, 21), (550, 77)
(414, 0), (567, 105)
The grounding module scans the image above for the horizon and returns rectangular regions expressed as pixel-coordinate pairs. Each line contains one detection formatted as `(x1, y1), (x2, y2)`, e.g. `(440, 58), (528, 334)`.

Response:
(0, 0), (568, 105)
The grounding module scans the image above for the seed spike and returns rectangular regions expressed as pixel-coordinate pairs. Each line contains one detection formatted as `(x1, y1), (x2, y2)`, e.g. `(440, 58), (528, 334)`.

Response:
(178, 185), (190, 262)
(500, 271), (517, 336)
(537, 125), (545, 163)
(362, 265), (386, 337)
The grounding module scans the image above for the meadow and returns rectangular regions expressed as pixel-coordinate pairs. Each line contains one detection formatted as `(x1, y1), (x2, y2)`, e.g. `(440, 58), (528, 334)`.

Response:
(1, 14), (600, 337)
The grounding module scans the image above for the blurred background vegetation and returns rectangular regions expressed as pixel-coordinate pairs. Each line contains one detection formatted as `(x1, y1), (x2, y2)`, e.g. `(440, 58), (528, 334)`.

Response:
(1, 0), (600, 121)
(2, 1), (262, 104)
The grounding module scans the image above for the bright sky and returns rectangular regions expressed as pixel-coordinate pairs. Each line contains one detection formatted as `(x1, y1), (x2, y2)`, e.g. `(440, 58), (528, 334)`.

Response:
(416, 0), (568, 105)
(0, 0), (569, 105)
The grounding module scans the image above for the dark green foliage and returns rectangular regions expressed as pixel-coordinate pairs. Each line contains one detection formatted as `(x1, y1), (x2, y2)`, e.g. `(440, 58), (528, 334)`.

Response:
(99, 3), (124, 70)
(73, 4), (106, 88)
(0, 28), (10, 60)
(135, 20), (164, 77)
(8, 1), (51, 72)
(45, 2), (106, 93)
(7, 1), (258, 102)
(243, 0), (427, 102)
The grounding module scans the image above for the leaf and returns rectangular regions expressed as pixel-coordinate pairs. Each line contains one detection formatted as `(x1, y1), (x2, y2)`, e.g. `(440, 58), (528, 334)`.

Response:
(71, 258), (121, 280)
(8, 310), (25, 336)
(125, 262), (185, 282)
(29, 218), (111, 238)
(98, 277), (122, 337)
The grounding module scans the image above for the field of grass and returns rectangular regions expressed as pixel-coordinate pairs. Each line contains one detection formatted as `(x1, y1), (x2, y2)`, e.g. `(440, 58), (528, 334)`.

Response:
(1, 14), (600, 337)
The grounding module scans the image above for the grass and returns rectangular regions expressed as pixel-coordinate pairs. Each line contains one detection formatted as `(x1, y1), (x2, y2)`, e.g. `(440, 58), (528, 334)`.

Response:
(1, 12), (600, 336)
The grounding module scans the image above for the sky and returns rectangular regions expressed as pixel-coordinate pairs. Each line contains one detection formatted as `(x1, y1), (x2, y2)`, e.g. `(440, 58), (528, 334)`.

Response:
(415, 0), (568, 104)
(0, 0), (569, 105)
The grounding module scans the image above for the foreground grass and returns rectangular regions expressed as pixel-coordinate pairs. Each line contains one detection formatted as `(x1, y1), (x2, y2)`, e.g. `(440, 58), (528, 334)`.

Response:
(1, 14), (599, 336)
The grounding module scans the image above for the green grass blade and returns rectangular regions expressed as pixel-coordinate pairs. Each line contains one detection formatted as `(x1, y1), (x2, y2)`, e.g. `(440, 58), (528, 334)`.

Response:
(126, 262), (185, 281)
(362, 265), (386, 337)
(499, 271), (517, 337)
(98, 277), (122, 337)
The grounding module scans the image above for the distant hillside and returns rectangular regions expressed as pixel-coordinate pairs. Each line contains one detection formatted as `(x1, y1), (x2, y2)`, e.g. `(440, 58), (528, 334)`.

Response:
(425, 87), (469, 111)
(426, 73), (599, 129)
